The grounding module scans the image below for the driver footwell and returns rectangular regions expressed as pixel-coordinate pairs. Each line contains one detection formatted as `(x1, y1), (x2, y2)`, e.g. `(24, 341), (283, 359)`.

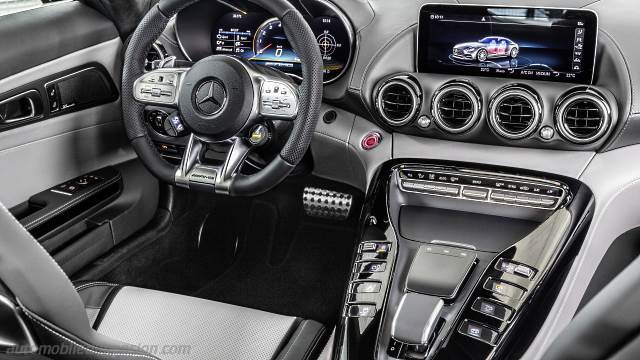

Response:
(98, 176), (360, 326)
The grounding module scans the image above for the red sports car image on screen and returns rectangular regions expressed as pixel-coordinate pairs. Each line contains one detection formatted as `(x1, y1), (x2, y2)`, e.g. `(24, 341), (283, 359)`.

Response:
(452, 36), (520, 62)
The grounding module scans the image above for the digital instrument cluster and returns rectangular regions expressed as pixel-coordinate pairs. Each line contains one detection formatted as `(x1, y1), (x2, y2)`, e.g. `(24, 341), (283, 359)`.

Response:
(212, 11), (352, 83)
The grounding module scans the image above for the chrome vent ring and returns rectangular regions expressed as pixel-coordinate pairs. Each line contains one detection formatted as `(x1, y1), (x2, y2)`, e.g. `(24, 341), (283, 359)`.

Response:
(375, 77), (422, 126)
(555, 90), (611, 144)
(431, 82), (482, 133)
(489, 86), (542, 140)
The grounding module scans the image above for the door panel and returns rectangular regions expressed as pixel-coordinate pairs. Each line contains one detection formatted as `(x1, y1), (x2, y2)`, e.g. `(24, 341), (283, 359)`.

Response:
(0, 1), (160, 275)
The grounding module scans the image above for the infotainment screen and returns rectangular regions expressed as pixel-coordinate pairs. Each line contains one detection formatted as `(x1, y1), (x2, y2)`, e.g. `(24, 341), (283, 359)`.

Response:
(418, 5), (598, 84)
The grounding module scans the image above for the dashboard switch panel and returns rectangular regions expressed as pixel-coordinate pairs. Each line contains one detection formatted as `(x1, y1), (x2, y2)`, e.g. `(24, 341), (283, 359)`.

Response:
(399, 166), (569, 211)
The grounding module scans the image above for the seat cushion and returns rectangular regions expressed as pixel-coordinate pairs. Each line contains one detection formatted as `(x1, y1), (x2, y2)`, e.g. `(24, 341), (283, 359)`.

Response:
(74, 282), (326, 360)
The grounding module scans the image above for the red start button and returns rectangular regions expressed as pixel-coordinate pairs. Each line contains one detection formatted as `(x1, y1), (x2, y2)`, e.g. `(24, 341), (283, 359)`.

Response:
(361, 132), (382, 150)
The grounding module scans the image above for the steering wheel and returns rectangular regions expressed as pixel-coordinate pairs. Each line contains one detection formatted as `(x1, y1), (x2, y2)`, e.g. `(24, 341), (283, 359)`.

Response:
(122, 0), (323, 196)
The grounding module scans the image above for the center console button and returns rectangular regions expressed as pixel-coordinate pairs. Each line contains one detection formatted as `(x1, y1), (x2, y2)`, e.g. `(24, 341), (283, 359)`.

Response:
(496, 259), (536, 279)
(360, 242), (391, 255)
(471, 298), (514, 321)
(361, 242), (377, 252)
(347, 304), (376, 317)
(351, 282), (381, 293)
(462, 187), (489, 200)
(358, 262), (386, 273)
(483, 278), (525, 300)
(458, 319), (499, 345)
(387, 339), (406, 358)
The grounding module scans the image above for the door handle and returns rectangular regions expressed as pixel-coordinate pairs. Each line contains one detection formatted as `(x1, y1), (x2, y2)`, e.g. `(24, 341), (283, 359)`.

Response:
(0, 90), (42, 124)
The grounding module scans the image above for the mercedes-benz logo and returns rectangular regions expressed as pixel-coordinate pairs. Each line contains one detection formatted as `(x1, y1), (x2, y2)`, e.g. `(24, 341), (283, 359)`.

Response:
(194, 79), (227, 116)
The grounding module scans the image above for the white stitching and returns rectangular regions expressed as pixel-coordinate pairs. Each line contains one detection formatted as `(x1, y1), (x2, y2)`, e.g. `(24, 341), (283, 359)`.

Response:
(25, 175), (121, 229)
(22, 307), (157, 359)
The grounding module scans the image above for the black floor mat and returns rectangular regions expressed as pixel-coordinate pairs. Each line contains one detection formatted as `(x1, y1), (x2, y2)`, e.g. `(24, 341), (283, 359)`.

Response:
(100, 177), (360, 326)
(194, 200), (356, 324)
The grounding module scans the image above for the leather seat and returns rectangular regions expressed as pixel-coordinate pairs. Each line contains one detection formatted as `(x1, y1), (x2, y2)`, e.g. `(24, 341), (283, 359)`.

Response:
(0, 202), (325, 359)
(73, 282), (325, 360)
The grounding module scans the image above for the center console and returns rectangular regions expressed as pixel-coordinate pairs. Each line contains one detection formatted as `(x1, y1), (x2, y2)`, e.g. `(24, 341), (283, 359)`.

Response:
(332, 161), (593, 360)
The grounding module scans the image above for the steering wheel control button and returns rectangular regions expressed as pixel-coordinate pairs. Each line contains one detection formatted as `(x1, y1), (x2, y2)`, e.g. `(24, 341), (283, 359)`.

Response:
(458, 319), (499, 345)
(260, 80), (298, 119)
(248, 124), (270, 146)
(471, 298), (514, 322)
(194, 79), (227, 116)
(351, 282), (382, 294)
(347, 304), (377, 318)
(496, 259), (536, 279)
(361, 132), (382, 150)
(134, 69), (185, 105)
(483, 278), (526, 300)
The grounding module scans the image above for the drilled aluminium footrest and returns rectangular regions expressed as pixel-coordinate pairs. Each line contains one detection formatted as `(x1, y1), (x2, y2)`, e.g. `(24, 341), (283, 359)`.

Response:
(303, 187), (353, 220)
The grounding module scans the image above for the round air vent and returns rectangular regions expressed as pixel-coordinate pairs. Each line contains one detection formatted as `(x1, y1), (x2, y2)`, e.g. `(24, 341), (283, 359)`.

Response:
(555, 90), (611, 144)
(375, 77), (421, 126)
(431, 82), (482, 133)
(489, 86), (542, 139)
(145, 42), (167, 72)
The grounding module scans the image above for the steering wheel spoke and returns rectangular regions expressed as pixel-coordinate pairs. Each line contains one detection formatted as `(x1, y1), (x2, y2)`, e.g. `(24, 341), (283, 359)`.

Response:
(133, 68), (189, 107)
(174, 135), (254, 194)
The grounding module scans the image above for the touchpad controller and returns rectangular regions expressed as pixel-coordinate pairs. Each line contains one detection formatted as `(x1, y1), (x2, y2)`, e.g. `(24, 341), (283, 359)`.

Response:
(406, 245), (477, 299)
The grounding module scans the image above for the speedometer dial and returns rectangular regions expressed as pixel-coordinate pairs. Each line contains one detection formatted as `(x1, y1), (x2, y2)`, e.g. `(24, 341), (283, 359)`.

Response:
(253, 19), (299, 64)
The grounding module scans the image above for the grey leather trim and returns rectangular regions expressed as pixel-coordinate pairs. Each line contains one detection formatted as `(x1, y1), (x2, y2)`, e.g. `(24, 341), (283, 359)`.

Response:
(312, 108), (391, 192)
(522, 143), (640, 359)
(586, 0), (640, 114)
(0, 38), (134, 208)
(0, 1), (119, 80)
(0, 201), (154, 357)
(543, 249), (640, 360)
(0, 121), (135, 208)
(96, 286), (300, 360)
(275, 319), (326, 360)
(316, 329), (335, 360)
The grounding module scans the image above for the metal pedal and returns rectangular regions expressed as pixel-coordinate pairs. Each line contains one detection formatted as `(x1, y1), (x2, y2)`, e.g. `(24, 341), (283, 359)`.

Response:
(303, 187), (353, 220)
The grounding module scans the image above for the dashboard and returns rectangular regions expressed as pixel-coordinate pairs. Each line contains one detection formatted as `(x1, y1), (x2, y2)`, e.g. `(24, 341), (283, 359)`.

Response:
(175, 0), (354, 84)
(153, 0), (637, 159)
